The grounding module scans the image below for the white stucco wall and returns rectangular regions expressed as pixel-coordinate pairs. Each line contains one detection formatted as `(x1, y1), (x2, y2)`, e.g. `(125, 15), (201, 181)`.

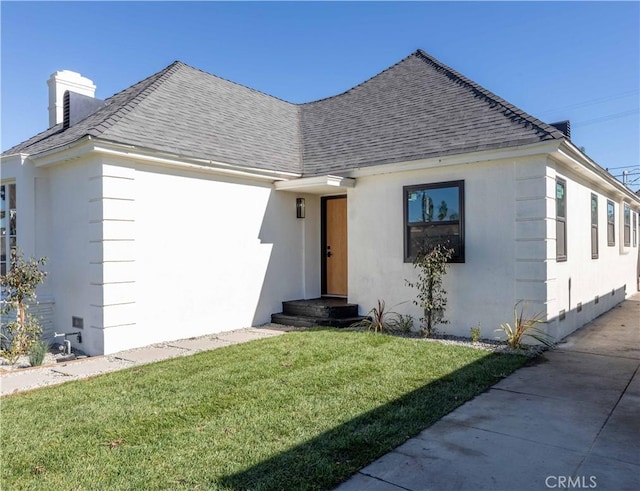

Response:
(348, 157), (531, 339)
(348, 154), (639, 344)
(1, 156), (48, 265)
(2, 156), (97, 352)
(48, 158), (98, 351)
(95, 158), (319, 354)
(4, 143), (637, 355)
(1, 156), (58, 343)
(3, 151), (321, 356)
(546, 159), (639, 340)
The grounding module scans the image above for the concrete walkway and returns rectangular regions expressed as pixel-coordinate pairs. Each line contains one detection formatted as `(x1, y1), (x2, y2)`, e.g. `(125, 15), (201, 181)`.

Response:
(0, 326), (288, 396)
(336, 294), (640, 491)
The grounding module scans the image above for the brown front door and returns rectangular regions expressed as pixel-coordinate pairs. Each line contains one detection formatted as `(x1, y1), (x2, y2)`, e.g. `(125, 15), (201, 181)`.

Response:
(323, 196), (348, 296)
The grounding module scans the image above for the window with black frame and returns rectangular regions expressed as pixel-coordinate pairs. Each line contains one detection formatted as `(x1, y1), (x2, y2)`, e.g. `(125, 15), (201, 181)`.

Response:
(607, 200), (615, 246)
(623, 204), (631, 247)
(556, 178), (567, 261)
(404, 180), (464, 262)
(0, 183), (17, 276)
(591, 193), (598, 259)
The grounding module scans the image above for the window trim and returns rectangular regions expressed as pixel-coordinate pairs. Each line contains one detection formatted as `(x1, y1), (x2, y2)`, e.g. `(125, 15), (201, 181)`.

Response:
(556, 178), (567, 262)
(607, 200), (615, 246)
(634, 211), (638, 248)
(403, 180), (465, 263)
(590, 193), (598, 259)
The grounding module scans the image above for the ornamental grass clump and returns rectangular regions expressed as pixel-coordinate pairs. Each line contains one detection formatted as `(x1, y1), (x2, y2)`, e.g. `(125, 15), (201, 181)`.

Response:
(351, 300), (406, 333)
(470, 324), (481, 343)
(28, 339), (49, 367)
(496, 302), (554, 349)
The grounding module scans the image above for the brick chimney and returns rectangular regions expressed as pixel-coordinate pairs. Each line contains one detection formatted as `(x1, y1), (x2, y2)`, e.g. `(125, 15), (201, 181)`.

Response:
(47, 70), (96, 127)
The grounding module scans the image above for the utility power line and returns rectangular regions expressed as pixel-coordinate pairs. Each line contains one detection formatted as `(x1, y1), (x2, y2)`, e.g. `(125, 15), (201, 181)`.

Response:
(572, 109), (639, 127)
(606, 165), (640, 170)
(536, 89), (639, 116)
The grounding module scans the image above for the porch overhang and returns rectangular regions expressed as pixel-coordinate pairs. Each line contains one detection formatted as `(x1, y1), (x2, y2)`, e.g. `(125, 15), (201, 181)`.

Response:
(274, 175), (355, 195)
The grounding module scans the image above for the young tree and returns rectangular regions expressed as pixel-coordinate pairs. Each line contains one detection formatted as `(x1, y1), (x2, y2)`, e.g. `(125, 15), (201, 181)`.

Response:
(406, 243), (453, 337)
(1, 249), (47, 362)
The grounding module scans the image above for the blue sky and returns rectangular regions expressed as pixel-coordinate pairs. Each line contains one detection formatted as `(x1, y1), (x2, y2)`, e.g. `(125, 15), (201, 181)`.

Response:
(2, 1), (639, 190)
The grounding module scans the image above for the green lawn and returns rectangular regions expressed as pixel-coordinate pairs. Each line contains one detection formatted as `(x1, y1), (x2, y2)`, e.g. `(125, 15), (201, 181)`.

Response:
(1, 330), (528, 490)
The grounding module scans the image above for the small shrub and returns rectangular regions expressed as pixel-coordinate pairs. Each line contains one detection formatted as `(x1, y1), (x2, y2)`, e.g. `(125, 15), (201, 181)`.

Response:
(470, 324), (481, 343)
(1, 249), (48, 362)
(0, 332), (21, 364)
(28, 340), (49, 367)
(496, 302), (554, 349)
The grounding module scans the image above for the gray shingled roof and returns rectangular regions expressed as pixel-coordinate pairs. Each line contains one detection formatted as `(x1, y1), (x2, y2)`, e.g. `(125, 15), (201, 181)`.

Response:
(5, 62), (302, 174)
(4, 65), (176, 157)
(3, 50), (565, 176)
(300, 50), (565, 175)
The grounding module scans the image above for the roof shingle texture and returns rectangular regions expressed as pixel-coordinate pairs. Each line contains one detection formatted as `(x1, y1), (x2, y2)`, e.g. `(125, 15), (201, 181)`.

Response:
(300, 50), (564, 175)
(5, 62), (302, 174)
(3, 50), (565, 177)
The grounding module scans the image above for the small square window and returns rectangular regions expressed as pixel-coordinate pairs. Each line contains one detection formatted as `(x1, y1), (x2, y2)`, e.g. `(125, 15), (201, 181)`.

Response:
(404, 181), (465, 262)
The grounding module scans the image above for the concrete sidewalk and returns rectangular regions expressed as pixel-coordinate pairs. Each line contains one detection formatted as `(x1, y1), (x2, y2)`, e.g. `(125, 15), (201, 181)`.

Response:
(336, 294), (640, 491)
(0, 326), (288, 396)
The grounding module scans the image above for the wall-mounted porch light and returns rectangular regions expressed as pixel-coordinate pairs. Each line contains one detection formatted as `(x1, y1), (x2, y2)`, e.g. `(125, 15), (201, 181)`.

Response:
(296, 198), (306, 219)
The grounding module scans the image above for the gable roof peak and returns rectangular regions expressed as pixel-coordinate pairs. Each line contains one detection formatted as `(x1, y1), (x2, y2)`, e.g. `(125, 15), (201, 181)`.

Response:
(412, 48), (565, 140)
(167, 59), (296, 106)
(299, 48), (568, 175)
(299, 50), (420, 106)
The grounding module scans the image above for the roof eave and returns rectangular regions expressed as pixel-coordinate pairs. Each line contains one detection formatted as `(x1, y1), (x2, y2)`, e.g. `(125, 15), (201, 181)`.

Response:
(0, 152), (31, 163)
(28, 137), (301, 182)
(552, 141), (640, 204)
(340, 140), (564, 179)
(26, 135), (95, 166)
(274, 175), (355, 195)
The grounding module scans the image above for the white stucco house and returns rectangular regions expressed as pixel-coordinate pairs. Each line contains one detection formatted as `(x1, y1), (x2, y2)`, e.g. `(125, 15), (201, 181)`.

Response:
(2, 50), (639, 355)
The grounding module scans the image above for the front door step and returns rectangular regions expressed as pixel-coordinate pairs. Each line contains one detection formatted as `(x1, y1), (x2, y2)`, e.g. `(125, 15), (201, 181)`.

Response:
(271, 298), (366, 328)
